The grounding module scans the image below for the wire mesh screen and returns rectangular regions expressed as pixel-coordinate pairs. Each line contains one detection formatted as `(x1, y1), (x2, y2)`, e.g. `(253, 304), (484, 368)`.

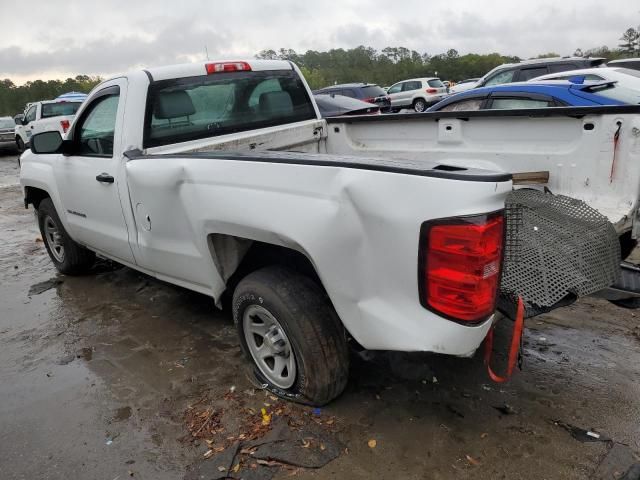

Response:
(498, 189), (621, 319)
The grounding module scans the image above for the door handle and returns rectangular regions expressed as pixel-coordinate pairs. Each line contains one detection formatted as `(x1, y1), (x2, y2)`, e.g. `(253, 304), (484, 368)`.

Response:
(96, 173), (114, 184)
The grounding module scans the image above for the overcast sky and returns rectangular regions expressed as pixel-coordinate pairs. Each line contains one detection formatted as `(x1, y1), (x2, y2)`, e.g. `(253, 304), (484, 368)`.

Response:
(0, 0), (636, 84)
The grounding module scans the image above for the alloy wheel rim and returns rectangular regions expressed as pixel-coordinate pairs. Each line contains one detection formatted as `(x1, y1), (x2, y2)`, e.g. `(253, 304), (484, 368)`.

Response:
(243, 304), (297, 389)
(44, 216), (65, 262)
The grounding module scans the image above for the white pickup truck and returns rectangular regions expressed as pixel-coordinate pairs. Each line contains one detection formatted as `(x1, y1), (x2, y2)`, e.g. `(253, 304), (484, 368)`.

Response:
(19, 60), (640, 404)
(15, 99), (84, 152)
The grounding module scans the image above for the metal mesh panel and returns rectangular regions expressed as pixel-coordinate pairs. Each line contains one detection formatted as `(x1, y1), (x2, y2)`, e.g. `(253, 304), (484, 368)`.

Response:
(499, 189), (621, 319)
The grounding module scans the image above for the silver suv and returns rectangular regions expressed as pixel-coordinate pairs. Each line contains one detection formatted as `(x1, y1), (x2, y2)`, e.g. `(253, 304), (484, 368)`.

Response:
(387, 77), (448, 112)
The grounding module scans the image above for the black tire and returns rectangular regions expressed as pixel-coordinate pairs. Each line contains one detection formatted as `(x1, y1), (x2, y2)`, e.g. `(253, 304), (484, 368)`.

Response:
(37, 198), (95, 275)
(233, 266), (349, 406)
(413, 98), (427, 112)
(16, 136), (24, 153)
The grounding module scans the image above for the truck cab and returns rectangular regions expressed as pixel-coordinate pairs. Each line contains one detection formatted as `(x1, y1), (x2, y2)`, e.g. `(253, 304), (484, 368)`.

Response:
(15, 98), (84, 152)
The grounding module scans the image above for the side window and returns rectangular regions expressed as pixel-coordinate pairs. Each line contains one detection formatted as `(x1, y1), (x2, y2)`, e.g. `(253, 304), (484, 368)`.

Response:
(438, 98), (484, 112)
(341, 89), (357, 98)
(387, 84), (402, 94)
(548, 63), (575, 73)
(76, 93), (120, 157)
(517, 67), (549, 81)
(25, 106), (37, 124)
(402, 82), (420, 91)
(484, 70), (515, 86)
(490, 97), (553, 109)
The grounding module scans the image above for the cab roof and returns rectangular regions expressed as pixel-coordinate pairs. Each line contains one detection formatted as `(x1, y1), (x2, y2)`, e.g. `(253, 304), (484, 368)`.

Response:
(144, 60), (293, 82)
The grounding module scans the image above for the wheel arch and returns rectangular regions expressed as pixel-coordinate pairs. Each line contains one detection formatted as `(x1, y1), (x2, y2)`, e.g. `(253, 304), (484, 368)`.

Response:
(24, 186), (50, 209)
(207, 233), (353, 337)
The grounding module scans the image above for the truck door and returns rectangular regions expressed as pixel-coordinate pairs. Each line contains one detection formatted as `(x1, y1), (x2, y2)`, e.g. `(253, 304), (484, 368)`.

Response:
(53, 79), (136, 264)
(19, 104), (37, 145)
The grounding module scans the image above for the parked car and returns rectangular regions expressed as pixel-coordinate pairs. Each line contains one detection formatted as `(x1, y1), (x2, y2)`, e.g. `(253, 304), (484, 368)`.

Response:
(427, 80), (635, 112)
(608, 58), (640, 71)
(0, 116), (17, 151)
(313, 94), (380, 117)
(476, 57), (606, 88)
(314, 83), (390, 111)
(386, 77), (448, 112)
(530, 67), (640, 90)
(20, 59), (640, 405)
(15, 98), (84, 152)
(449, 78), (480, 94)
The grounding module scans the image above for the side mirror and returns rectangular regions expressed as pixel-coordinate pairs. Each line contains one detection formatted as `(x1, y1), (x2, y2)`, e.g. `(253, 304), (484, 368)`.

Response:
(14, 114), (24, 125)
(31, 131), (64, 154)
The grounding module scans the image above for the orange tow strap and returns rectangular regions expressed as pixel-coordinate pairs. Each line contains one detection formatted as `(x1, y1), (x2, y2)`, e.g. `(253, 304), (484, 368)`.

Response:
(484, 296), (525, 383)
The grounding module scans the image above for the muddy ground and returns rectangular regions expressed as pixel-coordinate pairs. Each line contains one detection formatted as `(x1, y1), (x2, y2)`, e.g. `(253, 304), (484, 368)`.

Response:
(1, 152), (640, 480)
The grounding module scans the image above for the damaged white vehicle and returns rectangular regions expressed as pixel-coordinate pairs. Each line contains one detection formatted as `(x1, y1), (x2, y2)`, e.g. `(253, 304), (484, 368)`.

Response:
(19, 60), (640, 404)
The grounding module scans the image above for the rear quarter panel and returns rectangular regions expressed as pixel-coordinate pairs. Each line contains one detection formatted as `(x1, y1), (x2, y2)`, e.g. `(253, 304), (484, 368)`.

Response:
(125, 155), (510, 355)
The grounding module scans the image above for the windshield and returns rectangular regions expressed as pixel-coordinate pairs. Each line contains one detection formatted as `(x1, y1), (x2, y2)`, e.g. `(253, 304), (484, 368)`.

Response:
(144, 69), (316, 148)
(41, 101), (82, 119)
(0, 118), (15, 128)
(361, 85), (386, 97)
(587, 83), (640, 104)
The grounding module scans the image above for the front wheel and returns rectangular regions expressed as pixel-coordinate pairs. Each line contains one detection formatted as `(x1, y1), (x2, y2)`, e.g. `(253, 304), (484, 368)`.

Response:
(16, 136), (24, 153)
(233, 266), (349, 406)
(413, 98), (427, 112)
(37, 198), (95, 274)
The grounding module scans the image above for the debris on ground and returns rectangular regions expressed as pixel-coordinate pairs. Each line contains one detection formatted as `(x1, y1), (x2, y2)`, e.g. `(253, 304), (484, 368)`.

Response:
(28, 277), (63, 296)
(593, 443), (640, 480)
(183, 396), (224, 441)
(466, 454), (481, 466)
(493, 403), (518, 415)
(368, 439), (377, 449)
(183, 390), (342, 480)
(553, 420), (611, 443)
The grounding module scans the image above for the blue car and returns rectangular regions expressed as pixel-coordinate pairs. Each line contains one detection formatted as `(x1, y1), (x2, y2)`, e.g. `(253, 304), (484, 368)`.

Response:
(427, 79), (639, 112)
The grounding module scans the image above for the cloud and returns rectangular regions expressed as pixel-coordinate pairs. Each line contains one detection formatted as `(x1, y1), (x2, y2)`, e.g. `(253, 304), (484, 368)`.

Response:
(0, 19), (231, 79)
(0, 0), (635, 82)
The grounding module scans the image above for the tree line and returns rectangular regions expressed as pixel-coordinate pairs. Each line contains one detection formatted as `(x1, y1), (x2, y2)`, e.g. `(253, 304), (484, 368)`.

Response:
(256, 42), (637, 90)
(0, 76), (101, 116)
(0, 25), (638, 116)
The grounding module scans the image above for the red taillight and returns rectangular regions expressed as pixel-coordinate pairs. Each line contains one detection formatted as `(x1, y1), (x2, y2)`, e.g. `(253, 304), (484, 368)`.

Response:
(419, 212), (504, 323)
(205, 61), (252, 74)
(361, 97), (375, 104)
(60, 119), (70, 133)
(426, 88), (438, 94)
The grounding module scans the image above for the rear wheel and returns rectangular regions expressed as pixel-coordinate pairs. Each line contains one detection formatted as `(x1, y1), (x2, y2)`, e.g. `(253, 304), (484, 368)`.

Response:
(233, 266), (349, 405)
(413, 98), (427, 112)
(37, 198), (95, 274)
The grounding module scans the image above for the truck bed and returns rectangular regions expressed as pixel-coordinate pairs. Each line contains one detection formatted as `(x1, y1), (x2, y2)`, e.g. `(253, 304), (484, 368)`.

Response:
(125, 149), (512, 183)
